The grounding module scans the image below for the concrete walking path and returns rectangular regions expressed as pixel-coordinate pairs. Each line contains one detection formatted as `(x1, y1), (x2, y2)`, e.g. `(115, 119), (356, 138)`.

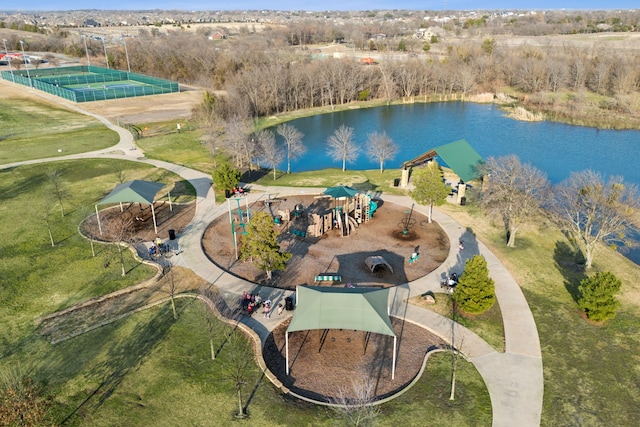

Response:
(0, 100), (543, 426)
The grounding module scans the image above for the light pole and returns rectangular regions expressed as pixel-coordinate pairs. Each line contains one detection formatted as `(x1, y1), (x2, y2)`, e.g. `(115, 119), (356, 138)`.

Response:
(81, 34), (90, 66)
(100, 36), (109, 69)
(122, 37), (131, 73)
(18, 40), (32, 88)
(2, 39), (15, 83)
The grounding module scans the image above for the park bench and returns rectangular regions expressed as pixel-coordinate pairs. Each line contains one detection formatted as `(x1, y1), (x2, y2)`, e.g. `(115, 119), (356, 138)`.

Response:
(314, 275), (342, 283)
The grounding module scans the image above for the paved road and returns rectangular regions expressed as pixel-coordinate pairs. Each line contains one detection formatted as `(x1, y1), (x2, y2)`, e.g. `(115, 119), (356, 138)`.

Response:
(1, 91), (543, 427)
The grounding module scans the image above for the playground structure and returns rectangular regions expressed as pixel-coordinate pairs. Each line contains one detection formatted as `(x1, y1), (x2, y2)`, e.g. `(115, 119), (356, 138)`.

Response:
(227, 195), (251, 259)
(306, 193), (378, 238)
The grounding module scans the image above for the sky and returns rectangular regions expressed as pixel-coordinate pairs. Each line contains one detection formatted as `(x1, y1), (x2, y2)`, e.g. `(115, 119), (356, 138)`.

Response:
(3, 1), (638, 12)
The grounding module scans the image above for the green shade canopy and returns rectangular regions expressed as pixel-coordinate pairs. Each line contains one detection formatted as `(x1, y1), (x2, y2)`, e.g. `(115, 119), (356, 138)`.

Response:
(323, 185), (359, 199)
(285, 285), (397, 379)
(287, 286), (395, 337)
(98, 180), (165, 205)
(431, 139), (484, 183)
(94, 180), (167, 236)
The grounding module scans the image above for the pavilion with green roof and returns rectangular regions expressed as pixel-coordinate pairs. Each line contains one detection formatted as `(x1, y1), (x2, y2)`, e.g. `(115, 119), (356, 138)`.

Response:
(95, 180), (171, 235)
(400, 139), (484, 204)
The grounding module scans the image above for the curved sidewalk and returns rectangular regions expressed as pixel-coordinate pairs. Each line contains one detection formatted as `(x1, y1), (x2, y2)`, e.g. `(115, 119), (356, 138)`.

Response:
(1, 100), (543, 427)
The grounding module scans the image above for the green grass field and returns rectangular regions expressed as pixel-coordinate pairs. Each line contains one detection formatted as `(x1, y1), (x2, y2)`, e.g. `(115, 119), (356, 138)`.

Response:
(0, 98), (118, 163)
(441, 203), (640, 425)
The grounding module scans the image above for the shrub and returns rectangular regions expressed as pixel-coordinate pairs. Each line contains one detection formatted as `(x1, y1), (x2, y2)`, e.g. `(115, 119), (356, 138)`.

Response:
(578, 271), (622, 322)
(454, 255), (496, 314)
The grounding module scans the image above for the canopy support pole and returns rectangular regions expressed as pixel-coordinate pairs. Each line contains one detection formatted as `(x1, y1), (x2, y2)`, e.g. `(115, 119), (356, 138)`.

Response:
(392, 336), (397, 380)
(285, 332), (290, 375)
(151, 203), (158, 235)
(95, 204), (103, 235)
(168, 191), (173, 211)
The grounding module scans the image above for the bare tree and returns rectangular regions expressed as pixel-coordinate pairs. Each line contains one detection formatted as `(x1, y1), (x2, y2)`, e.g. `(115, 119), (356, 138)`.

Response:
(327, 125), (359, 172)
(480, 155), (550, 248)
(331, 377), (381, 427)
(254, 129), (284, 180)
(377, 60), (399, 105)
(46, 169), (69, 217)
(553, 170), (640, 269)
(365, 131), (397, 173)
(165, 265), (178, 320)
(42, 199), (56, 247)
(224, 117), (253, 170)
(224, 331), (253, 419)
(276, 123), (306, 174)
(113, 160), (129, 184)
(108, 215), (135, 277)
(200, 289), (222, 360)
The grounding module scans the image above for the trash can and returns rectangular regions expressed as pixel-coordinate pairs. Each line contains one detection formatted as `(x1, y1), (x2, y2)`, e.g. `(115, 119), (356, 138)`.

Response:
(285, 296), (294, 311)
(225, 189), (232, 198)
(460, 197), (467, 206)
(393, 178), (400, 187)
(168, 229), (176, 240)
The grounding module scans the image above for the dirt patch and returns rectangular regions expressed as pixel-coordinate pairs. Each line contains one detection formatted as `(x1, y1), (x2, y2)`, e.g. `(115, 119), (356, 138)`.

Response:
(203, 195), (449, 289)
(263, 317), (447, 402)
(78, 87), (204, 123)
(38, 267), (207, 344)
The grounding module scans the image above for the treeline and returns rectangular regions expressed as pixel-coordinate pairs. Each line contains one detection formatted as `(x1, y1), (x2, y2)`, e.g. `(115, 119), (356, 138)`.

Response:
(98, 30), (640, 123)
(5, 13), (640, 126)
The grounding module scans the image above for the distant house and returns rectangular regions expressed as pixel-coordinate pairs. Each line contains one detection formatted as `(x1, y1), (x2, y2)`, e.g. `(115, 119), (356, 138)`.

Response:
(415, 27), (445, 40)
(83, 19), (100, 27)
(211, 31), (227, 40)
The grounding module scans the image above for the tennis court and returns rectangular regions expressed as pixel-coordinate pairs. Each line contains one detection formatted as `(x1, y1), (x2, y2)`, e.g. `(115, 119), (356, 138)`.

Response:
(0, 65), (179, 102)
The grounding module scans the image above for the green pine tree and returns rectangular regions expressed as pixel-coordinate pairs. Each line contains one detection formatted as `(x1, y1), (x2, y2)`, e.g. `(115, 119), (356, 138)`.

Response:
(212, 162), (241, 193)
(240, 211), (291, 282)
(578, 271), (622, 322)
(454, 255), (496, 314)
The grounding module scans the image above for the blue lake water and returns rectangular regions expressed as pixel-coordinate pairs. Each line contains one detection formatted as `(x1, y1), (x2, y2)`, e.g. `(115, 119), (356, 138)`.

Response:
(274, 102), (640, 185)
(271, 102), (640, 263)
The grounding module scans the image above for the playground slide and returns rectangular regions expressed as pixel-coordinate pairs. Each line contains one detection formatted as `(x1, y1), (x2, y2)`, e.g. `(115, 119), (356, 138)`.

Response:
(370, 200), (378, 216)
(347, 216), (358, 231)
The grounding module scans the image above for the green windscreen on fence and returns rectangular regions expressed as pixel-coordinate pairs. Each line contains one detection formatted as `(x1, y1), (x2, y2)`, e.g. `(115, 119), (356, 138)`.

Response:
(1, 65), (179, 102)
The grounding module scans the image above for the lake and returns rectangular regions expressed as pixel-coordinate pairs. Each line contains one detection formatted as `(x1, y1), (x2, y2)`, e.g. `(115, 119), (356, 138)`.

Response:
(272, 102), (640, 264)
(274, 102), (640, 185)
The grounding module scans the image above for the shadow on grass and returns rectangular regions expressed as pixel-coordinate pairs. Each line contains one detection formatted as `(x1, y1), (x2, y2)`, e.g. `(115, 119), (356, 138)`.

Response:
(241, 168), (270, 184)
(59, 303), (184, 423)
(553, 241), (587, 303)
(351, 179), (379, 192)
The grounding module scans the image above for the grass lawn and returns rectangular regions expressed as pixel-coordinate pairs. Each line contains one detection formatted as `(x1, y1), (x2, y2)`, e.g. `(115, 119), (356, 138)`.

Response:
(410, 292), (505, 353)
(0, 159), (192, 366)
(440, 203), (640, 425)
(250, 167), (407, 196)
(46, 298), (490, 426)
(134, 121), (215, 174)
(0, 98), (118, 163)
